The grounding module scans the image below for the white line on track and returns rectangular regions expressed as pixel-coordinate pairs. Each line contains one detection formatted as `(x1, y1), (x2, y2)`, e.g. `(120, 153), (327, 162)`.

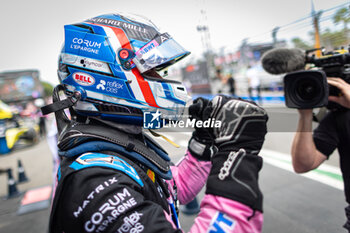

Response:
(260, 149), (343, 190)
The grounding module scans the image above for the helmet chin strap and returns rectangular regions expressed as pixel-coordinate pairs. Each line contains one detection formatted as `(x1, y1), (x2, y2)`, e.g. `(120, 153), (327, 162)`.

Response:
(41, 84), (80, 134)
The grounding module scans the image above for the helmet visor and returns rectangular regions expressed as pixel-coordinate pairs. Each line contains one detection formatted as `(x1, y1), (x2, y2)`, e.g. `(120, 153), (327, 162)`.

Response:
(133, 33), (190, 73)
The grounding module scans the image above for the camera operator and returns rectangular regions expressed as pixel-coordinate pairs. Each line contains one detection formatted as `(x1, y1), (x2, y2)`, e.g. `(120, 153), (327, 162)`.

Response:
(291, 77), (350, 232)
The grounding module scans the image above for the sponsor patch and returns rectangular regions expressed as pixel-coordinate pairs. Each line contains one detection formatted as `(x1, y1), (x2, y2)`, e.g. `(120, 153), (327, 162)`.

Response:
(73, 176), (118, 218)
(73, 72), (95, 86)
(117, 211), (144, 233)
(208, 212), (236, 233)
(61, 53), (112, 74)
(136, 40), (159, 57)
(83, 188), (140, 232)
(96, 79), (124, 94)
(70, 153), (143, 187)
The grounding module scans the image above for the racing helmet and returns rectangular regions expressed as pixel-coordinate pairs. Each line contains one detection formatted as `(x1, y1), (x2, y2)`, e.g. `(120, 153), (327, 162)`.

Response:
(56, 13), (191, 125)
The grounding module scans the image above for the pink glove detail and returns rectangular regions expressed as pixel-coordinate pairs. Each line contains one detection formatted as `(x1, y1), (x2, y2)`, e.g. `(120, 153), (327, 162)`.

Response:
(190, 194), (263, 233)
(168, 151), (211, 204)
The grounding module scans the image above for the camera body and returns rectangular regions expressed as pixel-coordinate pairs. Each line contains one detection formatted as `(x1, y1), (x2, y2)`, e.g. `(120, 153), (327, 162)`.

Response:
(284, 49), (350, 109)
(284, 70), (328, 109)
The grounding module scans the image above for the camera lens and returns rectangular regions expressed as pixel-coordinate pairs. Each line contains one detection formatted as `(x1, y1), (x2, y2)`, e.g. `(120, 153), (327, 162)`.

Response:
(284, 70), (328, 109)
(295, 78), (320, 101)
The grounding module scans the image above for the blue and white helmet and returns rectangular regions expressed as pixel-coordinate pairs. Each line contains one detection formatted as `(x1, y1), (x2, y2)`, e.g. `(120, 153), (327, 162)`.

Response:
(57, 13), (191, 125)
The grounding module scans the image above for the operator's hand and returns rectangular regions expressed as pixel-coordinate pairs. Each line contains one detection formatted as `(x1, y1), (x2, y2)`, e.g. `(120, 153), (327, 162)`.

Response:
(187, 97), (217, 161)
(327, 77), (350, 109)
(205, 95), (268, 212)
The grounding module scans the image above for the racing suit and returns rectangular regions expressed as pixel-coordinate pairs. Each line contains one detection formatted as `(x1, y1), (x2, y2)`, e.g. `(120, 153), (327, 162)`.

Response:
(49, 96), (266, 233)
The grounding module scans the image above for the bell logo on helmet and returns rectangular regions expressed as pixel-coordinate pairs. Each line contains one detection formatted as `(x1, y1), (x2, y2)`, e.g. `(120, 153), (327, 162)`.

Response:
(73, 72), (95, 86)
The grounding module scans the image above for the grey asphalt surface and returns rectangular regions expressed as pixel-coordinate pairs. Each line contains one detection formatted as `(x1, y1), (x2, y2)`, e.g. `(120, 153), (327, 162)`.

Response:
(0, 106), (346, 232)
(0, 140), (53, 233)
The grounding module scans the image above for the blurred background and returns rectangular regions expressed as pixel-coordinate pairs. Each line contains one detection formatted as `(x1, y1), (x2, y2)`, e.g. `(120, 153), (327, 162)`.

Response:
(0, 0), (349, 232)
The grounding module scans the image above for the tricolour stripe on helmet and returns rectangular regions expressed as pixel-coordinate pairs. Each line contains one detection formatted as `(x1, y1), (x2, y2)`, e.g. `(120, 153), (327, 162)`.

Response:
(91, 23), (159, 108)
(88, 23), (146, 103)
